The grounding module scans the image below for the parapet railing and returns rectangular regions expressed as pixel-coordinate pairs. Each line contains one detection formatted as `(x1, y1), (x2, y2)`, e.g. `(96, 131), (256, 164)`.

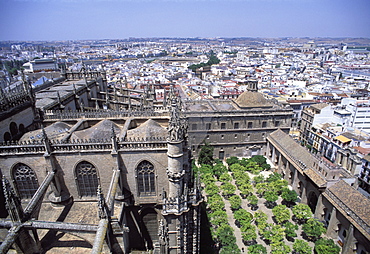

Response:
(0, 140), (46, 154)
(0, 91), (31, 112)
(0, 136), (168, 155)
(43, 109), (169, 120)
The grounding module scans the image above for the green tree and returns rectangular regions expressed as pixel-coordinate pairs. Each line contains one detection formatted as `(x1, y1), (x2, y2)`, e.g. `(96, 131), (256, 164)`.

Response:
(229, 163), (246, 174)
(208, 198), (225, 212)
(205, 182), (219, 196)
(248, 244), (267, 254)
(263, 191), (279, 208)
(292, 203), (313, 224)
(302, 218), (326, 241)
(188, 51), (220, 72)
(270, 241), (291, 254)
(209, 210), (228, 226)
(9, 68), (18, 76)
(233, 209), (253, 226)
(314, 238), (340, 254)
(219, 172), (232, 182)
(269, 179), (288, 194)
(281, 188), (298, 206)
(250, 155), (270, 170)
(200, 173), (215, 185)
(219, 244), (240, 254)
(283, 221), (298, 240)
(293, 239), (312, 254)
(199, 164), (213, 175)
(233, 170), (250, 185)
(220, 182), (236, 197)
(254, 211), (268, 226)
(208, 193), (223, 203)
(245, 161), (263, 174)
(268, 224), (286, 243)
(216, 224), (236, 247)
(260, 224), (286, 244)
(206, 50), (220, 63)
(247, 194), (258, 207)
(267, 172), (283, 182)
(256, 182), (269, 196)
(226, 156), (239, 166)
(272, 205), (291, 224)
(239, 157), (251, 167)
(198, 143), (214, 165)
(238, 183), (253, 198)
(253, 175), (265, 185)
(213, 163), (228, 179)
(229, 195), (242, 210)
(250, 155), (267, 165)
(241, 224), (257, 245)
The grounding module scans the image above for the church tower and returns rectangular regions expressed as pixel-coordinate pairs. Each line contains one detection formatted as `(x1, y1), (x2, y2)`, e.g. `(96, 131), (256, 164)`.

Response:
(160, 86), (202, 253)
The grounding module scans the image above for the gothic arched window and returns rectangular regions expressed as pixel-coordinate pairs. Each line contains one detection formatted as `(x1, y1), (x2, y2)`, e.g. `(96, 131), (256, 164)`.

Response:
(12, 163), (39, 199)
(136, 160), (155, 196)
(75, 161), (99, 197)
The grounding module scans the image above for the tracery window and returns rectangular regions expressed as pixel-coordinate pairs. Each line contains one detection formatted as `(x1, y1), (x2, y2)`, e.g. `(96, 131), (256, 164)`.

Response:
(75, 161), (99, 197)
(137, 160), (155, 196)
(13, 163), (39, 199)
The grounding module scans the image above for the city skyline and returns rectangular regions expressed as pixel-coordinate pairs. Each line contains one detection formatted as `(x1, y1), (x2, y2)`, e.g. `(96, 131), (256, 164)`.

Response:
(1, 0), (370, 41)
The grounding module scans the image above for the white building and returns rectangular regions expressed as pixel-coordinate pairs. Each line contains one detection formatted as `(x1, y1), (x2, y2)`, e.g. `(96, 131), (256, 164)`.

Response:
(341, 98), (370, 133)
(23, 58), (58, 73)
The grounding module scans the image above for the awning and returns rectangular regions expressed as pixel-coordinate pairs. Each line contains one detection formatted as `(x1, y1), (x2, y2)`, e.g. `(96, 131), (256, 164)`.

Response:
(335, 135), (351, 143)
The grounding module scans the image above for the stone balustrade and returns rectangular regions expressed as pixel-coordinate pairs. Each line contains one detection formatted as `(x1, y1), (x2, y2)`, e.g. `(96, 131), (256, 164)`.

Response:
(43, 109), (169, 120)
(0, 137), (168, 155)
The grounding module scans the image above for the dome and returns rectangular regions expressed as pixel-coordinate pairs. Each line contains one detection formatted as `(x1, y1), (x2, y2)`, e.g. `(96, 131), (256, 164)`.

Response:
(71, 119), (121, 140)
(126, 119), (167, 139)
(234, 91), (272, 108)
(20, 122), (71, 141)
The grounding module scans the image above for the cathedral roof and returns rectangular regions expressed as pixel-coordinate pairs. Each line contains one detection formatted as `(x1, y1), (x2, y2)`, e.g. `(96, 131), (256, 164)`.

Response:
(185, 102), (213, 111)
(20, 122), (71, 141)
(71, 119), (121, 140)
(126, 119), (167, 139)
(234, 91), (272, 108)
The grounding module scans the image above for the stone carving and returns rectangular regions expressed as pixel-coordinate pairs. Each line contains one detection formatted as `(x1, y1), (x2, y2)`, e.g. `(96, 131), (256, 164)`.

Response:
(167, 85), (188, 142)
(158, 219), (168, 246)
(166, 169), (185, 182)
(97, 186), (107, 219)
(2, 176), (24, 222)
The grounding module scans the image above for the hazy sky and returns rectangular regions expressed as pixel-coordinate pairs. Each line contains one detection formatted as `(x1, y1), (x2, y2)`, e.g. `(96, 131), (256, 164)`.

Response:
(1, 0), (369, 41)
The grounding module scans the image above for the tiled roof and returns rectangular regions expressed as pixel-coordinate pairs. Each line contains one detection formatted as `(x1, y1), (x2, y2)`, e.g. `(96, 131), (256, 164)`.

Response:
(310, 103), (329, 110)
(324, 180), (370, 240)
(268, 129), (314, 171)
(305, 168), (327, 187)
